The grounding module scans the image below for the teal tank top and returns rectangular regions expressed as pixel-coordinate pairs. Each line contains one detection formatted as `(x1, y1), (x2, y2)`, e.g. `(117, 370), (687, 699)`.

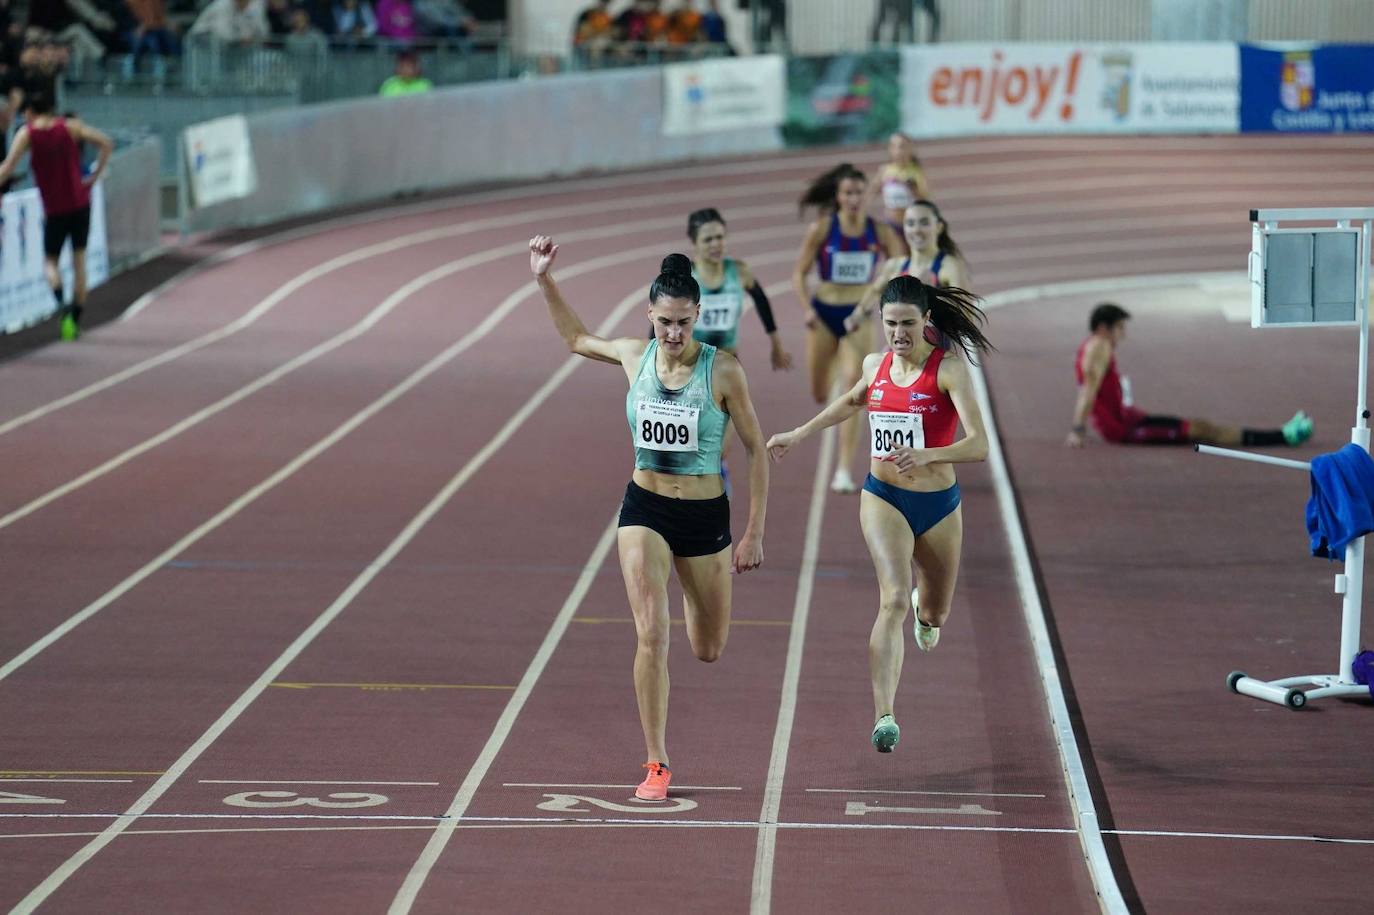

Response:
(625, 340), (728, 475)
(692, 258), (745, 350)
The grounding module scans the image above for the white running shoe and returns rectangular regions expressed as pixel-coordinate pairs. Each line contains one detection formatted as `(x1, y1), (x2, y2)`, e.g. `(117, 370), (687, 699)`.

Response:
(830, 467), (858, 493)
(912, 587), (940, 652)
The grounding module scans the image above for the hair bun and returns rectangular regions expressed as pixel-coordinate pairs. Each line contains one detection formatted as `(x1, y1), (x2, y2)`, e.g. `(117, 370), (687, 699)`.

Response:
(660, 253), (693, 277)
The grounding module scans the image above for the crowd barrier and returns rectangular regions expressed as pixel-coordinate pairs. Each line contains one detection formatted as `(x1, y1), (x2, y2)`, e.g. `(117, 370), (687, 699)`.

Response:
(178, 61), (784, 235)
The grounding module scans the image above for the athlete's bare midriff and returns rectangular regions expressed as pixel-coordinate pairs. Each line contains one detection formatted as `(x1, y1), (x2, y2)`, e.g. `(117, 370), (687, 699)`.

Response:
(632, 468), (725, 499)
(867, 459), (955, 493)
(814, 279), (869, 305)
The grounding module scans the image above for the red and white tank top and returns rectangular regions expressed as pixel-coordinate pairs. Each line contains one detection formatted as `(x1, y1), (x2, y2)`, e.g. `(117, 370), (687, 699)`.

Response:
(27, 119), (90, 216)
(1076, 337), (1139, 439)
(866, 348), (959, 459)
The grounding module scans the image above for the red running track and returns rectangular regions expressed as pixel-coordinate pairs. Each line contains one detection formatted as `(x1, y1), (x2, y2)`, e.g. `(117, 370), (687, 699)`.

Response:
(1, 136), (1371, 913)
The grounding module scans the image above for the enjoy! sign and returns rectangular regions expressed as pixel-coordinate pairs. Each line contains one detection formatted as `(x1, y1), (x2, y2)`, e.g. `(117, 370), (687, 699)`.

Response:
(901, 43), (1238, 138)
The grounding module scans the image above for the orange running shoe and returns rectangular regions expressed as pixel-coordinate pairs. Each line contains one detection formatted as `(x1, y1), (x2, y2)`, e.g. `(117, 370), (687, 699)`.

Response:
(635, 761), (672, 801)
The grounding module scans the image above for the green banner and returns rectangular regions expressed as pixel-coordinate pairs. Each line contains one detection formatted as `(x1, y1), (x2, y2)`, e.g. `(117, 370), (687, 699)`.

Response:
(783, 52), (901, 147)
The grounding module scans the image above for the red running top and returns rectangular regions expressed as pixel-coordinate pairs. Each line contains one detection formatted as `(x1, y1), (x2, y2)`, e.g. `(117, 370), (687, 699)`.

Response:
(867, 348), (959, 450)
(28, 119), (90, 216)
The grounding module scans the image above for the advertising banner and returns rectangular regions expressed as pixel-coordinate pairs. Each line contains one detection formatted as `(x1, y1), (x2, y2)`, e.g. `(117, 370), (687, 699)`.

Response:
(662, 55), (785, 137)
(0, 183), (109, 334)
(184, 114), (258, 209)
(1240, 44), (1374, 133)
(901, 43), (1238, 138)
(784, 52), (901, 146)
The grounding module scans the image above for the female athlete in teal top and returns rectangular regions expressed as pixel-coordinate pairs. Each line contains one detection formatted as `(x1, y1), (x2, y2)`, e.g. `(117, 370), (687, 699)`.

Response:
(531, 236), (770, 802)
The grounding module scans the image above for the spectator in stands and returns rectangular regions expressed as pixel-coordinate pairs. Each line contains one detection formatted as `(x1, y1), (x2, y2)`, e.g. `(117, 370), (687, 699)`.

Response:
(741, 0), (785, 52)
(189, 0), (270, 45)
(667, 0), (701, 45)
(415, 0), (476, 47)
(616, 0), (651, 44)
(378, 47), (430, 94)
(700, 0), (729, 50)
(13, 37), (71, 105)
(123, 0), (181, 73)
(27, 0), (113, 70)
(871, 0), (938, 44)
(374, 0), (418, 41)
(644, 0), (670, 43)
(284, 5), (327, 55)
(266, 0), (294, 34)
(333, 0), (378, 39)
(573, 0), (614, 54)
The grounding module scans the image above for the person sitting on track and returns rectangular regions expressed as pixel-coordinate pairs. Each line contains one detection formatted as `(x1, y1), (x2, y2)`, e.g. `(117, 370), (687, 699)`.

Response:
(1067, 302), (1313, 449)
(791, 163), (904, 494)
(847, 198), (969, 334)
(766, 274), (992, 754)
(531, 236), (769, 801)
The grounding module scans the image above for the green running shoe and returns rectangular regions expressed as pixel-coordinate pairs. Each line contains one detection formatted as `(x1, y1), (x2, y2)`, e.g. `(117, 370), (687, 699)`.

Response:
(60, 314), (79, 342)
(871, 714), (900, 753)
(1282, 410), (1313, 446)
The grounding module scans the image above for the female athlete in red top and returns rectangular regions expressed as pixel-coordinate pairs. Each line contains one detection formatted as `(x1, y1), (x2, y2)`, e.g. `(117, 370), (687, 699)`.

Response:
(767, 274), (993, 753)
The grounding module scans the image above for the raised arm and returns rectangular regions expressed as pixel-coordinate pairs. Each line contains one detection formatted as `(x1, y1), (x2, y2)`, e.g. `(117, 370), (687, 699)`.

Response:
(716, 354), (767, 573)
(69, 120), (114, 185)
(0, 127), (30, 187)
(767, 352), (881, 461)
(530, 235), (636, 367)
(1067, 337), (1109, 447)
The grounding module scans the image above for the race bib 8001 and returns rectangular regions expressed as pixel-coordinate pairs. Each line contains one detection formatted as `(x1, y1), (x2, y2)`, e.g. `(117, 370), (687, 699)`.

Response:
(830, 250), (875, 285)
(697, 292), (741, 331)
(870, 411), (924, 459)
(635, 400), (700, 452)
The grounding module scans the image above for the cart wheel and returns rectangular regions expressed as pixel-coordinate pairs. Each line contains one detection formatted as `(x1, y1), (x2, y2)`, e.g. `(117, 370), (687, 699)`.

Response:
(1284, 689), (1307, 710)
(1226, 671), (1246, 693)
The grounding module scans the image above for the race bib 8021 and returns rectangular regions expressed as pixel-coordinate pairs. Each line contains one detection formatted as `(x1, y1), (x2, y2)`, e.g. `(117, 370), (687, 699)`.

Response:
(870, 411), (924, 459)
(830, 250), (875, 285)
(635, 400), (700, 452)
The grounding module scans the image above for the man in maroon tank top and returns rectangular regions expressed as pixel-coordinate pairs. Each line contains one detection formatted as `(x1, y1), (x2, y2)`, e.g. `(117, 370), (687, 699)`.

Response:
(0, 90), (113, 341)
(1068, 302), (1313, 449)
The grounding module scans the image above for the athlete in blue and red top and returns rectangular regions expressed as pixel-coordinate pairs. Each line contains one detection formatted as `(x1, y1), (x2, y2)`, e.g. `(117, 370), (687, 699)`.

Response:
(791, 164), (903, 494)
(767, 274), (993, 755)
(0, 90), (113, 342)
(1069, 302), (1313, 448)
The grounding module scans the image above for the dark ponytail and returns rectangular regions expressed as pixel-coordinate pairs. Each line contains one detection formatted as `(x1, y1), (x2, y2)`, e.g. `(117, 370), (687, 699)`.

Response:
(880, 274), (994, 364)
(649, 253), (700, 305)
(910, 199), (963, 260)
(687, 207), (726, 241)
(799, 163), (866, 215)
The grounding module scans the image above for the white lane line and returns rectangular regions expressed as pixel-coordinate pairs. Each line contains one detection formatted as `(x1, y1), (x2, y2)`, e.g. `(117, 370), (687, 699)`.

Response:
(196, 780), (439, 787)
(386, 518), (620, 914)
(804, 788), (1048, 799)
(0, 237), (793, 683)
(3, 174), (804, 440)
(9, 252), (688, 910)
(750, 426), (836, 915)
(0, 779), (134, 784)
(0, 209), (799, 533)
(8, 813), (1363, 846)
(501, 784), (742, 791)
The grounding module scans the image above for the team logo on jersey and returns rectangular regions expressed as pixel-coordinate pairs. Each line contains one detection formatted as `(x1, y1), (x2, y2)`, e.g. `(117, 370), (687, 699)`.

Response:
(909, 391), (932, 402)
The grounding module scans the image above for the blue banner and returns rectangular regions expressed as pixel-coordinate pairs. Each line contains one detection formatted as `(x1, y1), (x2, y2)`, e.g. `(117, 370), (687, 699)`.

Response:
(1240, 44), (1374, 132)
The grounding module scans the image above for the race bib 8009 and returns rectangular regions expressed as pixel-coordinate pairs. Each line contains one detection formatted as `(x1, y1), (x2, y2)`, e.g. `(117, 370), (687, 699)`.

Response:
(830, 250), (875, 285)
(870, 411), (924, 459)
(697, 292), (741, 331)
(635, 400), (700, 452)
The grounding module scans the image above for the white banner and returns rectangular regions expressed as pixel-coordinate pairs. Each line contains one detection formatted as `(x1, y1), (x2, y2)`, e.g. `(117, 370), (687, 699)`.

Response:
(662, 55), (786, 137)
(1, 183), (109, 334)
(184, 114), (258, 209)
(901, 43), (1238, 138)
